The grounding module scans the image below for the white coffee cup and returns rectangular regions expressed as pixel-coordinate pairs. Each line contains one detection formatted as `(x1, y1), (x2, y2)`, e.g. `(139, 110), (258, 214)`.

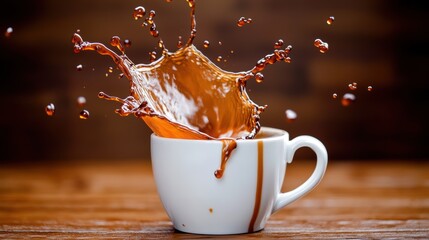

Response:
(151, 127), (327, 235)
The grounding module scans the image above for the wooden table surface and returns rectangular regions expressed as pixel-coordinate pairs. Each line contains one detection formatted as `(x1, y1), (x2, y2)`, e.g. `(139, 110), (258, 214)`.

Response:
(1, 159), (428, 239)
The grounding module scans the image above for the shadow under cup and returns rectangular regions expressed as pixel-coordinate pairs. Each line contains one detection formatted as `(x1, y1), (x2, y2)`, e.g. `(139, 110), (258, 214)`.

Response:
(150, 127), (327, 235)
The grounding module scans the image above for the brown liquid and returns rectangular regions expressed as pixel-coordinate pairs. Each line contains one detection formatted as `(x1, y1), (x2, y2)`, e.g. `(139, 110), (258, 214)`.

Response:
(314, 38), (329, 53)
(248, 140), (264, 232)
(341, 93), (356, 106)
(237, 17), (252, 27)
(214, 139), (237, 179)
(203, 40), (209, 48)
(5, 27), (13, 38)
(77, 96), (86, 107)
(45, 103), (55, 116)
(348, 82), (357, 90)
(124, 39), (131, 48)
(327, 16), (335, 25)
(285, 109), (297, 122)
(76, 64), (83, 71)
(79, 109), (90, 119)
(177, 36), (183, 49)
(255, 73), (264, 83)
(133, 6), (145, 20)
(274, 39), (284, 49)
(72, 0), (291, 178)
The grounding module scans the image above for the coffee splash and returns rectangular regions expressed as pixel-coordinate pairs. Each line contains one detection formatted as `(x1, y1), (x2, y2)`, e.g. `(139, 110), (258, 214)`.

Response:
(72, 0), (291, 178)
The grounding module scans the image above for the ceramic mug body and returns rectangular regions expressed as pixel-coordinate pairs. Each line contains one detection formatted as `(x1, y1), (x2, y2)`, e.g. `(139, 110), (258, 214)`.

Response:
(151, 127), (327, 235)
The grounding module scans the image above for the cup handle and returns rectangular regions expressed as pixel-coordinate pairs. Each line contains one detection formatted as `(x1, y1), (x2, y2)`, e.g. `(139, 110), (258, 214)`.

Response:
(272, 136), (328, 214)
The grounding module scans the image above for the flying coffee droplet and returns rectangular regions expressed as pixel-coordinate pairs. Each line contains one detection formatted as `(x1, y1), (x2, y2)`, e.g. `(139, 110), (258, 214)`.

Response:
(332, 93), (338, 99)
(177, 36), (183, 48)
(285, 109), (297, 122)
(150, 26), (159, 37)
(124, 39), (132, 47)
(149, 10), (156, 19)
(327, 16), (335, 25)
(108, 66), (114, 73)
(158, 40), (164, 49)
(45, 103), (55, 116)
(318, 42), (329, 53)
(149, 51), (157, 62)
(120, 37), (131, 50)
(237, 17), (252, 27)
(314, 39), (323, 47)
(77, 96), (87, 107)
(367, 85), (373, 92)
(79, 109), (90, 119)
(145, 10), (156, 25)
(348, 82), (357, 90)
(203, 40), (210, 48)
(216, 56), (223, 62)
(133, 6), (146, 20)
(274, 39), (284, 49)
(284, 45), (293, 54)
(255, 72), (264, 83)
(5, 27), (13, 37)
(237, 17), (246, 27)
(341, 93), (356, 107)
(314, 38), (329, 53)
(76, 64), (83, 71)
(110, 36), (121, 47)
(218, 41), (222, 46)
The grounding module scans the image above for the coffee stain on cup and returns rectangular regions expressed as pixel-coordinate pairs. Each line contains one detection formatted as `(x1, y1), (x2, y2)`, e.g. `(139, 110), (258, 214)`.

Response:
(248, 140), (264, 232)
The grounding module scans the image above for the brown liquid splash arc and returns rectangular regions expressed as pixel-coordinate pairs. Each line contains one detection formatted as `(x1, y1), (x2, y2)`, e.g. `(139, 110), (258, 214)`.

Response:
(71, 0), (292, 178)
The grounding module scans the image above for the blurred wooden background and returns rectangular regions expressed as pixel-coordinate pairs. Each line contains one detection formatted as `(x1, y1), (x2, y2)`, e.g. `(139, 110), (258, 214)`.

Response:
(1, 0), (428, 163)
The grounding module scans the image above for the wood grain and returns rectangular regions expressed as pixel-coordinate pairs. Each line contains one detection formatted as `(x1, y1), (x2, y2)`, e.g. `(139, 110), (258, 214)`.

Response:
(1, 160), (428, 239)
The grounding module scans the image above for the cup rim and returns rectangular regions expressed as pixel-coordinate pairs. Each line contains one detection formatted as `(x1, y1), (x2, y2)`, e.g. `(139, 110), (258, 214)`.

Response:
(151, 126), (288, 143)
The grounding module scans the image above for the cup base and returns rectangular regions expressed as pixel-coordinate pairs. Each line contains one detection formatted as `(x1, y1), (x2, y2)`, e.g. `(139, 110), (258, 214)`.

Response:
(173, 225), (264, 235)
